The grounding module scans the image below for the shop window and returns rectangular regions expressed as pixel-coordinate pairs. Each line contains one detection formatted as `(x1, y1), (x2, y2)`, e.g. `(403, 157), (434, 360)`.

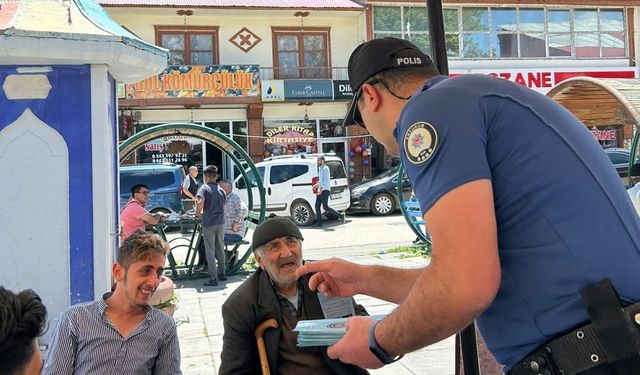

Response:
(155, 26), (219, 65)
(518, 8), (546, 58)
(372, 6), (430, 54)
(319, 120), (345, 138)
(600, 10), (625, 57)
(272, 28), (330, 79)
(444, 9), (460, 58)
(372, 6), (626, 60)
(461, 7), (490, 58)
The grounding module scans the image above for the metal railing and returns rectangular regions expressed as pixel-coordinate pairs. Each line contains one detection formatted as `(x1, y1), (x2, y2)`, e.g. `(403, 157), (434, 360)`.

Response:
(259, 66), (349, 80)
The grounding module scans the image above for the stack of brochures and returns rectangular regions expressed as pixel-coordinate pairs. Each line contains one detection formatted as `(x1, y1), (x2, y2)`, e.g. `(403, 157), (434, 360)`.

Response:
(294, 314), (385, 347)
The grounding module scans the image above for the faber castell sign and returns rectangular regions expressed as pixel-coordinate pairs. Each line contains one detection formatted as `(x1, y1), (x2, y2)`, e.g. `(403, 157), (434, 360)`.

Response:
(125, 65), (260, 99)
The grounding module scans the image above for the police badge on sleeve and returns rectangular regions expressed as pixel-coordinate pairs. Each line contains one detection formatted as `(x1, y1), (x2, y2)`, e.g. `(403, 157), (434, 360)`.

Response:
(404, 122), (438, 164)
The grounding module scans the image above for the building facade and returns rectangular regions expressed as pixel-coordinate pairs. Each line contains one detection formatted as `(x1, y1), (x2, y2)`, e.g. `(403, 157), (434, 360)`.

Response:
(103, 0), (640, 182)
(101, 0), (375, 181)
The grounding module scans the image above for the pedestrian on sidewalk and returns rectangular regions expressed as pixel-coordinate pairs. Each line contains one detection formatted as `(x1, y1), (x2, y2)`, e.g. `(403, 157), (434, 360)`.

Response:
(313, 155), (343, 228)
(220, 215), (368, 375)
(297, 37), (640, 374)
(195, 165), (227, 287)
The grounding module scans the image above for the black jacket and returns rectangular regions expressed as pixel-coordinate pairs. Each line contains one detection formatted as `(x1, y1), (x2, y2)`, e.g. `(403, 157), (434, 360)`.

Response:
(219, 267), (369, 375)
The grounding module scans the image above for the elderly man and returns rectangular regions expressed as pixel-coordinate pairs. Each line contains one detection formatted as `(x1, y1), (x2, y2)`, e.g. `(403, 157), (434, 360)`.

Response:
(0, 287), (47, 375)
(43, 232), (181, 375)
(219, 215), (369, 375)
(181, 166), (199, 233)
(218, 179), (248, 243)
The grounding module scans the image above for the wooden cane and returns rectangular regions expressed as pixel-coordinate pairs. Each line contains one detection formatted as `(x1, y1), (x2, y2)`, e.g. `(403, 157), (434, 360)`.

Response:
(254, 318), (279, 375)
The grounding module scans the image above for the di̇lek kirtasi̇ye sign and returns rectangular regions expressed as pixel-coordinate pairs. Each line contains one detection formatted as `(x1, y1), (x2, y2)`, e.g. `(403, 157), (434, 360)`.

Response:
(125, 65), (260, 99)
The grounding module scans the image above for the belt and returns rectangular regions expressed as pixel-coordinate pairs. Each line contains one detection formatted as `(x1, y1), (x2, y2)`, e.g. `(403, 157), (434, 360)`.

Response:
(508, 302), (640, 375)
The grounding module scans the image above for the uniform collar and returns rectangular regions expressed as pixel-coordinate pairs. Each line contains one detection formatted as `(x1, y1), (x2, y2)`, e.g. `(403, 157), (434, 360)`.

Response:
(422, 74), (448, 91)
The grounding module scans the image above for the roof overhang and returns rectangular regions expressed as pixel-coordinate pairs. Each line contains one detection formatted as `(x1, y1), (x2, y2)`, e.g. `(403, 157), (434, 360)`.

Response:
(547, 77), (640, 131)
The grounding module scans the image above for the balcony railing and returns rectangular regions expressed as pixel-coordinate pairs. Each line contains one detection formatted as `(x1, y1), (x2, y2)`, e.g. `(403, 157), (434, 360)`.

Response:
(259, 66), (349, 80)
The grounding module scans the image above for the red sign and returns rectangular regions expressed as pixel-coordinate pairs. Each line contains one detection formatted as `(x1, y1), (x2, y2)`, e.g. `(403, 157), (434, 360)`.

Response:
(591, 129), (616, 141)
(450, 68), (637, 93)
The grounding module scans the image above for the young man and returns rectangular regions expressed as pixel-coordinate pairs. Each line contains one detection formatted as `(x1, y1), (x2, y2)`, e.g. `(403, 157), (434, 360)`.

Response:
(0, 287), (47, 375)
(195, 165), (227, 287)
(43, 232), (181, 375)
(313, 156), (342, 228)
(219, 215), (368, 375)
(120, 184), (167, 241)
(298, 37), (640, 374)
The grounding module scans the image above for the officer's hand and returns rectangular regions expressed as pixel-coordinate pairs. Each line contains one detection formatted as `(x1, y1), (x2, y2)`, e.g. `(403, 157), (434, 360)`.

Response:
(327, 316), (384, 369)
(296, 258), (362, 298)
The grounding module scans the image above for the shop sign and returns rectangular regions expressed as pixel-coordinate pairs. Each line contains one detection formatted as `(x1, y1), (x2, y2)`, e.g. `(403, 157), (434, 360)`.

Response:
(261, 80), (285, 102)
(590, 127), (617, 141)
(265, 124), (316, 144)
(284, 80), (333, 100)
(125, 65), (260, 99)
(333, 80), (353, 99)
(450, 67), (636, 94)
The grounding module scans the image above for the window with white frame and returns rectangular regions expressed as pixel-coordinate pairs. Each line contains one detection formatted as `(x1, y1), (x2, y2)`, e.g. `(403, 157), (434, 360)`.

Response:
(372, 6), (626, 59)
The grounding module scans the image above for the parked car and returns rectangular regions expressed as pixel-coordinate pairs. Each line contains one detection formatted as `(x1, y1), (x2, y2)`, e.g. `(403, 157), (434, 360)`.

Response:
(604, 147), (640, 186)
(234, 153), (350, 226)
(349, 166), (413, 216)
(119, 163), (186, 215)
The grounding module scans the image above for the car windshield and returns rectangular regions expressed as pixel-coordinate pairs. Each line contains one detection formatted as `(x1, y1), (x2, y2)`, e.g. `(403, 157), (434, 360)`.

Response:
(375, 167), (400, 179)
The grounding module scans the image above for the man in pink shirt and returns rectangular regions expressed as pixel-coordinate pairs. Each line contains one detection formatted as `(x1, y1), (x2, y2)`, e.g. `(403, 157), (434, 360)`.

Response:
(120, 184), (166, 242)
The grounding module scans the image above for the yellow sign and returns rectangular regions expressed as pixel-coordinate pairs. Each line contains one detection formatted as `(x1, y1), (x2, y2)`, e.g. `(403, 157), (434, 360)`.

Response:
(125, 65), (260, 99)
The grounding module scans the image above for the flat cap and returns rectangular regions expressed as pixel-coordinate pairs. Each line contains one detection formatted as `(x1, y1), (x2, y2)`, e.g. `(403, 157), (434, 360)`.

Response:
(252, 215), (303, 250)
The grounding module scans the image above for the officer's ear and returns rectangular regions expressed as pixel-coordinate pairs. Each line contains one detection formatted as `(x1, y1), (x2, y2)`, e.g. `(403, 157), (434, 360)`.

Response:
(361, 83), (383, 113)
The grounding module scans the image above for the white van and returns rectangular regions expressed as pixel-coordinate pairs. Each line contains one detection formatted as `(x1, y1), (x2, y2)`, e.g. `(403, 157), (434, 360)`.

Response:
(234, 154), (350, 226)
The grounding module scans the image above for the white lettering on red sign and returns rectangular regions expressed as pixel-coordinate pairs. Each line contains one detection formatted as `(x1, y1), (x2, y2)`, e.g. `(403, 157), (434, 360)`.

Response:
(590, 129), (616, 141)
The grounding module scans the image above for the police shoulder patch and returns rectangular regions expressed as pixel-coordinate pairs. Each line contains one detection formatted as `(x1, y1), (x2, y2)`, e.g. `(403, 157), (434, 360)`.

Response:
(403, 122), (438, 164)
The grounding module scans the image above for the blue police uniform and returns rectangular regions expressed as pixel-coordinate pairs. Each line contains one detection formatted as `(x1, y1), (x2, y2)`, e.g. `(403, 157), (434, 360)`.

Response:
(395, 74), (640, 370)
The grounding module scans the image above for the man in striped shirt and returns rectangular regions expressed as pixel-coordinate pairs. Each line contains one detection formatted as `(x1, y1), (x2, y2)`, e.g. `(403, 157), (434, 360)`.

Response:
(43, 232), (182, 374)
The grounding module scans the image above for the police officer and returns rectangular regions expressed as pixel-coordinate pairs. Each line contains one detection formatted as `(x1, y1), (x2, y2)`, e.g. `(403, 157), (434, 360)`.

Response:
(297, 37), (640, 374)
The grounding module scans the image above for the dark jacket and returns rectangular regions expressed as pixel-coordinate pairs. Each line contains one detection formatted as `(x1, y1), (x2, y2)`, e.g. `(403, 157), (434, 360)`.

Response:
(219, 268), (369, 375)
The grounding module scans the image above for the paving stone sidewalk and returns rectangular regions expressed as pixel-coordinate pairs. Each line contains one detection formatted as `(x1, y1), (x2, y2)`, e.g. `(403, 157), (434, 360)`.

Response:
(171, 251), (456, 375)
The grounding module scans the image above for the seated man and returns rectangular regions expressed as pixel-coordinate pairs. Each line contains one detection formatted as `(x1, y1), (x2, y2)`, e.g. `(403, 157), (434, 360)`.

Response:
(120, 184), (167, 242)
(43, 232), (181, 375)
(220, 215), (369, 375)
(0, 287), (47, 375)
(219, 179), (249, 244)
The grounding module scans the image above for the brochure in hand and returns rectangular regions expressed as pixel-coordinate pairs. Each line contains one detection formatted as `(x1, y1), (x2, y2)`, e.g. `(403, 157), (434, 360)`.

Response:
(293, 314), (386, 347)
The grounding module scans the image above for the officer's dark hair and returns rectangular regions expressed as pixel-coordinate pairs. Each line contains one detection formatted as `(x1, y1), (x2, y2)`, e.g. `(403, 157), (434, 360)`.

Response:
(0, 287), (47, 375)
(371, 66), (439, 95)
(131, 183), (149, 197)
